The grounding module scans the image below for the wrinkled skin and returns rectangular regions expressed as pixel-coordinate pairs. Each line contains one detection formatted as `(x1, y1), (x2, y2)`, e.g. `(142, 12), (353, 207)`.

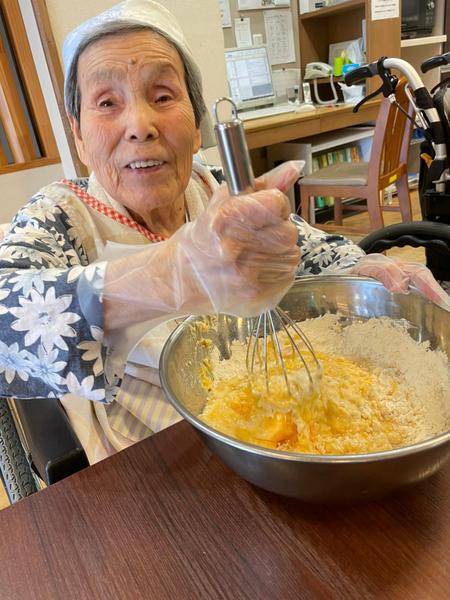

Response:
(69, 30), (201, 237)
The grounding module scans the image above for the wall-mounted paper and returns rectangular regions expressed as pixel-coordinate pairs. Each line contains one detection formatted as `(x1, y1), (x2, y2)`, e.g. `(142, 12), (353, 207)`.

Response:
(238, 0), (290, 10)
(234, 17), (252, 47)
(298, 0), (310, 13)
(272, 68), (300, 100)
(371, 0), (399, 21)
(263, 9), (295, 65)
(219, 0), (232, 28)
(238, 0), (262, 9)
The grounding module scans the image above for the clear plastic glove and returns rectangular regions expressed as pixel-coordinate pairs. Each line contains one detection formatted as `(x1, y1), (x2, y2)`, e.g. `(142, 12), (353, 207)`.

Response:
(350, 253), (450, 311)
(102, 161), (303, 331)
(254, 160), (304, 193)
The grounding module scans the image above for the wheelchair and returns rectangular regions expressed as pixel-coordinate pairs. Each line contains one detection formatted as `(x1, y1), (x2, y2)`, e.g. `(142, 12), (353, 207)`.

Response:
(345, 54), (450, 283)
(0, 397), (88, 502)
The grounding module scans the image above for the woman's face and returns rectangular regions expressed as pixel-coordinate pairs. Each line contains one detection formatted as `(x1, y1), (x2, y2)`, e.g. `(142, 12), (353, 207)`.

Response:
(70, 30), (201, 224)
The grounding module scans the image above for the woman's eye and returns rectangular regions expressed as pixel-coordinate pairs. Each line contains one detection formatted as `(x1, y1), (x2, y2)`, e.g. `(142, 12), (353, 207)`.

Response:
(156, 94), (172, 103)
(99, 99), (114, 108)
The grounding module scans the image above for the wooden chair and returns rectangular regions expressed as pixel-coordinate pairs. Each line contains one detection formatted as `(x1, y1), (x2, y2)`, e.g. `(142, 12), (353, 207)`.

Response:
(298, 79), (414, 233)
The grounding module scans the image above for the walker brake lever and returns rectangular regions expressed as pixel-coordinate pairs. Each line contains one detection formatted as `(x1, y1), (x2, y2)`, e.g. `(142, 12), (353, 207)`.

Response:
(352, 83), (384, 113)
(352, 57), (398, 113)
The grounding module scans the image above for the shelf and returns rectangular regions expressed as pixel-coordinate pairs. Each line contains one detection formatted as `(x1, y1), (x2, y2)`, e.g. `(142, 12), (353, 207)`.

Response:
(313, 76), (344, 84)
(300, 0), (364, 20)
(301, 126), (374, 153)
(401, 35), (447, 48)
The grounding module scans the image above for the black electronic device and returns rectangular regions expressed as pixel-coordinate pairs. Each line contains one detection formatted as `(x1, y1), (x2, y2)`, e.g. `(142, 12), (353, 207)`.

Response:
(401, 0), (436, 39)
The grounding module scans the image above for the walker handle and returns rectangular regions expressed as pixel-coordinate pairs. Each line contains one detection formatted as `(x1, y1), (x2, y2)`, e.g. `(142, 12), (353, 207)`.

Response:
(421, 52), (450, 74)
(344, 62), (379, 86)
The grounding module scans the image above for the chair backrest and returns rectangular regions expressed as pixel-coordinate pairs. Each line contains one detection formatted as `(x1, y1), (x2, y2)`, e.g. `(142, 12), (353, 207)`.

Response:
(368, 79), (413, 189)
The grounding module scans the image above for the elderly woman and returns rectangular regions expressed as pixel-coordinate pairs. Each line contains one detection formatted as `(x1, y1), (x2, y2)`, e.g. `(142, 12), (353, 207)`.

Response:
(0, 0), (447, 464)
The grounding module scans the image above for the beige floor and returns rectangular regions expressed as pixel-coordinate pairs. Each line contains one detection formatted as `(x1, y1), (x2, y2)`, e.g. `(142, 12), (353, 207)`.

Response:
(326, 189), (426, 265)
(0, 482), (8, 510)
(0, 191), (427, 511)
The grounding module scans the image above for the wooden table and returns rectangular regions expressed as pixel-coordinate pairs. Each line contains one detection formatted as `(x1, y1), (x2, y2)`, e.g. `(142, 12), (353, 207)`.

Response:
(0, 420), (448, 600)
(244, 100), (381, 150)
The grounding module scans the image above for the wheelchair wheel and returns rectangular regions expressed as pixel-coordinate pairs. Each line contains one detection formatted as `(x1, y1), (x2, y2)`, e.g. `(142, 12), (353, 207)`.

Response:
(0, 398), (38, 504)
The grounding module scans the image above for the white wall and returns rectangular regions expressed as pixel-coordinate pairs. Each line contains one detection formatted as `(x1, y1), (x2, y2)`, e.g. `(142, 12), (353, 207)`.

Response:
(0, 163), (64, 224)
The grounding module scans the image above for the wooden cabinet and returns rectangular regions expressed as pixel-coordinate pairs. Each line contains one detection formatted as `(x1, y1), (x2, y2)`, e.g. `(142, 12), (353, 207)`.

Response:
(298, 0), (401, 94)
(400, 0), (447, 91)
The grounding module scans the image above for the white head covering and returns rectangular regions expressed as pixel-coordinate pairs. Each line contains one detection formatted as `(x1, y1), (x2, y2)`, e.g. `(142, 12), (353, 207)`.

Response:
(62, 0), (215, 148)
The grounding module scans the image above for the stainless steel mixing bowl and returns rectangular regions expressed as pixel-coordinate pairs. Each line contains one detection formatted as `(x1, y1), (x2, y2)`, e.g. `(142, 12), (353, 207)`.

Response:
(160, 276), (450, 502)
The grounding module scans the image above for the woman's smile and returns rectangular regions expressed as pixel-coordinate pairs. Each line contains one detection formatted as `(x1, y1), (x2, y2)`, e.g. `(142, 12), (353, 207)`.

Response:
(123, 159), (166, 174)
(126, 159), (164, 170)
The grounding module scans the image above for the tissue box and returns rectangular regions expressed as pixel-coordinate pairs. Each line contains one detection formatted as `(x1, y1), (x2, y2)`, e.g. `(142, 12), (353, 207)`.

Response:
(299, 1), (327, 14)
(338, 82), (365, 105)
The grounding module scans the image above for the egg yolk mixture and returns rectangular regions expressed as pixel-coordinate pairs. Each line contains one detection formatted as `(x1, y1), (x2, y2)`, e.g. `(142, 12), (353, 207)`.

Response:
(200, 349), (409, 454)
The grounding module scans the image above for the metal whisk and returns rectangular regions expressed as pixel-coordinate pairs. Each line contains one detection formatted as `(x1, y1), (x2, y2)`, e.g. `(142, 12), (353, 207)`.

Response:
(212, 97), (321, 400)
(246, 307), (321, 399)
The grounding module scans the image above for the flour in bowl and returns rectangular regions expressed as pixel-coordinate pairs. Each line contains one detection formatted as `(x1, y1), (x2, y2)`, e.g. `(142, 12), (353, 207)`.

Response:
(199, 314), (450, 455)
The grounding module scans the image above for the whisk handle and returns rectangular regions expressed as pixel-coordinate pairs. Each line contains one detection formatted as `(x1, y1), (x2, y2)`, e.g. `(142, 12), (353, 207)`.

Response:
(212, 97), (256, 196)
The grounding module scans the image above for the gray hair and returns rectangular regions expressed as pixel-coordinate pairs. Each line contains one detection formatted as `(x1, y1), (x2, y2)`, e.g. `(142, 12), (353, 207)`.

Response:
(65, 23), (206, 128)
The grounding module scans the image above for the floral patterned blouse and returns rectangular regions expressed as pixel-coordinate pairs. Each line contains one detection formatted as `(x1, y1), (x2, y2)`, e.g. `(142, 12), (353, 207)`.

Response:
(0, 174), (365, 403)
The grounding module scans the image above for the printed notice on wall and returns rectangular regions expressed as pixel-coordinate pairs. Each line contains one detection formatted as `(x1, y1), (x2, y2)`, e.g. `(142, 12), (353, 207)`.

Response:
(238, 0), (290, 8)
(371, 0), (399, 21)
(219, 0), (231, 28)
(234, 17), (252, 47)
(263, 9), (295, 65)
(238, 0), (261, 9)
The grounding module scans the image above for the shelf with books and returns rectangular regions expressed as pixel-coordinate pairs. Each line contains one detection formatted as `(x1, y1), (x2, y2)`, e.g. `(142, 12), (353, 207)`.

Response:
(314, 198), (363, 223)
(266, 126), (374, 221)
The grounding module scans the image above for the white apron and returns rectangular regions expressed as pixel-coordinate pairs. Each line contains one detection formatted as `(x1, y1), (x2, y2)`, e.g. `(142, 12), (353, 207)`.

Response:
(60, 165), (217, 464)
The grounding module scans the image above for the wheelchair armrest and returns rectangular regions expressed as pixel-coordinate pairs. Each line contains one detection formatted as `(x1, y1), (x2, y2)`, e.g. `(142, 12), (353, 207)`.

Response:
(358, 221), (450, 254)
(13, 398), (89, 485)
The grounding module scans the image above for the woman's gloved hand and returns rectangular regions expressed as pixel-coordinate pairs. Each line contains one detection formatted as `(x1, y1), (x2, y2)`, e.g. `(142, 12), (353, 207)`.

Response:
(350, 253), (450, 311)
(103, 161), (303, 331)
(254, 160), (304, 194)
